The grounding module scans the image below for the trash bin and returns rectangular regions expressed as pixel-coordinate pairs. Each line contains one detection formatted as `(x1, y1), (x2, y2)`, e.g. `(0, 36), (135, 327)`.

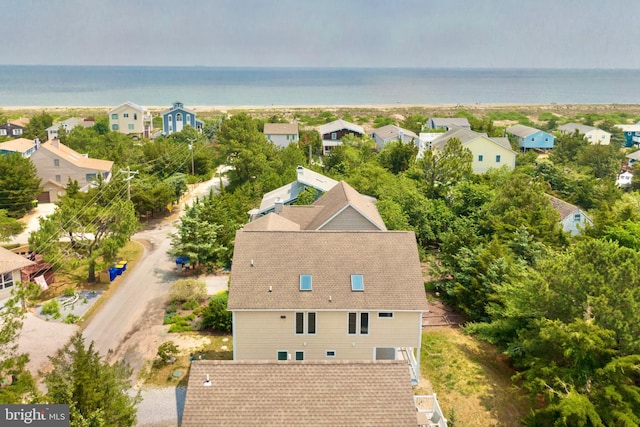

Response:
(115, 261), (126, 274)
(118, 260), (127, 271)
(108, 268), (118, 281)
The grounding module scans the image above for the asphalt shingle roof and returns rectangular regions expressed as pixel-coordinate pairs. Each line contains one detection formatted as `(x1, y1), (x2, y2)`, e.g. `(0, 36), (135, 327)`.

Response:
(227, 230), (427, 311)
(0, 247), (35, 274)
(181, 360), (418, 426)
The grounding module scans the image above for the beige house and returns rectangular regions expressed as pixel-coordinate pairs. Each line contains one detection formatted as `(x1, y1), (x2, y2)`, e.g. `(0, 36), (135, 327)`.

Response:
(263, 123), (299, 148)
(108, 102), (153, 137)
(181, 360), (446, 426)
(228, 182), (427, 384)
(558, 123), (611, 145)
(46, 117), (95, 141)
(370, 124), (418, 151)
(0, 247), (35, 301)
(430, 126), (517, 173)
(30, 139), (113, 203)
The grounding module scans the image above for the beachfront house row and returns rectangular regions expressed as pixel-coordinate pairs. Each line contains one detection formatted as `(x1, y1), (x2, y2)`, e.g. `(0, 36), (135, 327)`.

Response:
(108, 102), (153, 138)
(0, 121), (25, 138)
(229, 181), (429, 386)
(46, 117), (95, 141)
(181, 360), (447, 426)
(318, 119), (365, 155)
(30, 139), (113, 203)
(430, 127), (517, 173)
(548, 194), (593, 236)
(161, 101), (203, 136)
(614, 124), (640, 148)
(369, 124), (418, 151)
(263, 122), (299, 148)
(0, 138), (40, 158)
(0, 246), (35, 301)
(425, 117), (471, 131)
(506, 124), (555, 150)
(557, 123), (611, 145)
(248, 165), (338, 221)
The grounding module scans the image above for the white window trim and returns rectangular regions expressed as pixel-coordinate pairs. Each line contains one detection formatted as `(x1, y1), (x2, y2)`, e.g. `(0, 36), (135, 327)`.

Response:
(325, 350), (336, 358)
(277, 350), (289, 361)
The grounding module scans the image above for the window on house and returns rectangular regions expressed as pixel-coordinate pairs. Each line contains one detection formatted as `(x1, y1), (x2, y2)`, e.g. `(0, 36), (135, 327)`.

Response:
(326, 350), (336, 357)
(123, 113), (129, 118)
(351, 274), (364, 291)
(54, 159), (60, 167)
(186, 114), (190, 123)
(86, 173), (97, 182)
(496, 155), (501, 163)
(378, 312), (393, 318)
(300, 274), (312, 291)
(0, 129), (6, 136)
(295, 351), (304, 361)
(277, 351), (288, 361)
(348, 312), (357, 334)
(545, 137), (549, 141)
(0, 272), (14, 290)
(295, 312), (304, 334)
(111, 114), (118, 120)
(55, 175), (61, 183)
(128, 124), (135, 131)
(574, 213), (581, 222)
(176, 113), (183, 122)
(360, 313), (369, 335)
(134, 113), (138, 120)
(478, 154), (484, 162)
(112, 124), (119, 131)
(348, 312), (368, 335)
(14, 129), (22, 135)
(308, 312), (316, 334)
(331, 132), (337, 140)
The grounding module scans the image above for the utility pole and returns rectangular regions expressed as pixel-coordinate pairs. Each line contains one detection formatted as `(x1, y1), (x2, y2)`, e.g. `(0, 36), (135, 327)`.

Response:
(187, 138), (196, 175)
(120, 166), (139, 200)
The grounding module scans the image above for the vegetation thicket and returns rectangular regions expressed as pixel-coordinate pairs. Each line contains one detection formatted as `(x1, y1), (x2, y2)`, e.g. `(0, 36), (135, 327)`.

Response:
(3, 105), (640, 424)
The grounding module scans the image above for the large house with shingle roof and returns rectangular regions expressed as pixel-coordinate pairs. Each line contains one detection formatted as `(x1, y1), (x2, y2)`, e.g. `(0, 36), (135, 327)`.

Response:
(30, 139), (113, 203)
(228, 181), (427, 385)
(264, 122), (299, 148)
(318, 119), (365, 155)
(108, 101), (153, 137)
(506, 124), (555, 149)
(161, 101), (203, 136)
(0, 246), (35, 300)
(548, 194), (593, 235)
(370, 124), (418, 151)
(248, 166), (339, 221)
(557, 122), (611, 145)
(0, 121), (26, 138)
(430, 127), (517, 173)
(181, 359), (446, 427)
(46, 117), (95, 141)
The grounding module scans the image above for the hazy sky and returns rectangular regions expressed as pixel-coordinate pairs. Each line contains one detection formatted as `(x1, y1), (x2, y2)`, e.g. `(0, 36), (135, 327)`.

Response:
(2, 0), (639, 68)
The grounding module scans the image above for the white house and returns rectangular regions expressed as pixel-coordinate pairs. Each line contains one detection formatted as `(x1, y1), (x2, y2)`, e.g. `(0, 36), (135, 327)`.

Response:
(46, 117), (95, 140)
(0, 247), (35, 301)
(369, 125), (417, 151)
(264, 123), (299, 148)
(548, 195), (593, 235)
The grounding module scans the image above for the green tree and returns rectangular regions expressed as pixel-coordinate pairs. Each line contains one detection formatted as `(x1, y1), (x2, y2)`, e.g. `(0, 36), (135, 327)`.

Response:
(549, 130), (588, 165)
(401, 114), (427, 134)
(577, 144), (623, 179)
(0, 209), (25, 242)
(377, 139), (417, 174)
(415, 137), (473, 198)
(23, 112), (53, 141)
(0, 153), (41, 218)
(44, 333), (140, 427)
(30, 192), (138, 282)
(201, 291), (232, 332)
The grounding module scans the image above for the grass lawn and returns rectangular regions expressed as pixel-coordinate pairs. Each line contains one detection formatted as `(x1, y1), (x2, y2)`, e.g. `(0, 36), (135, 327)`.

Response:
(417, 327), (531, 426)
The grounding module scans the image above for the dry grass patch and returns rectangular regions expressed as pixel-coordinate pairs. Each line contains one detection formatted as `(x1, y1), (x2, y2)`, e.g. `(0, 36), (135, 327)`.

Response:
(418, 327), (530, 426)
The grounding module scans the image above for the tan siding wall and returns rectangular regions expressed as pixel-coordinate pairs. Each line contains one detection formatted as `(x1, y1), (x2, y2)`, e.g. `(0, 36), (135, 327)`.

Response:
(109, 105), (145, 134)
(234, 310), (420, 361)
(31, 149), (94, 187)
(320, 207), (379, 231)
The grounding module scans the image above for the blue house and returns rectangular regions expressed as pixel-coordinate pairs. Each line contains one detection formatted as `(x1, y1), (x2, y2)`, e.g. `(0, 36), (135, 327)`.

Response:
(161, 102), (203, 135)
(506, 124), (555, 149)
(614, 124), (640, 148)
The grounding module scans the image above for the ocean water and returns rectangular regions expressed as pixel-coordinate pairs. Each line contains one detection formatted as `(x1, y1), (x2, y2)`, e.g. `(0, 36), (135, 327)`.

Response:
(0, 66), (639, 107)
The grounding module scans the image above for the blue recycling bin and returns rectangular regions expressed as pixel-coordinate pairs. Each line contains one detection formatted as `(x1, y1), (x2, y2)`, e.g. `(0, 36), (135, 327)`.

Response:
(108, 268), (118, 281)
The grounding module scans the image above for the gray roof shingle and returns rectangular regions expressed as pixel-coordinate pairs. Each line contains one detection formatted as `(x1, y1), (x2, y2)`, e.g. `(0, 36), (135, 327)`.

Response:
(181, 360), (418, 426)
(227, 230), (427, 311)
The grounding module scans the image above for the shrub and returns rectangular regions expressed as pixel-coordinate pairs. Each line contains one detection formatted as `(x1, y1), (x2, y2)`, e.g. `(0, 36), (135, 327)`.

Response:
(157, 341), (179, 363)
(182, 300), (199, 311)
(63, 288), (76, 297)
(64, 313), (79, 324)
(168, 279), (207, 304)
(41, 299), (61, 317)
(200, 291), (232, 332)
